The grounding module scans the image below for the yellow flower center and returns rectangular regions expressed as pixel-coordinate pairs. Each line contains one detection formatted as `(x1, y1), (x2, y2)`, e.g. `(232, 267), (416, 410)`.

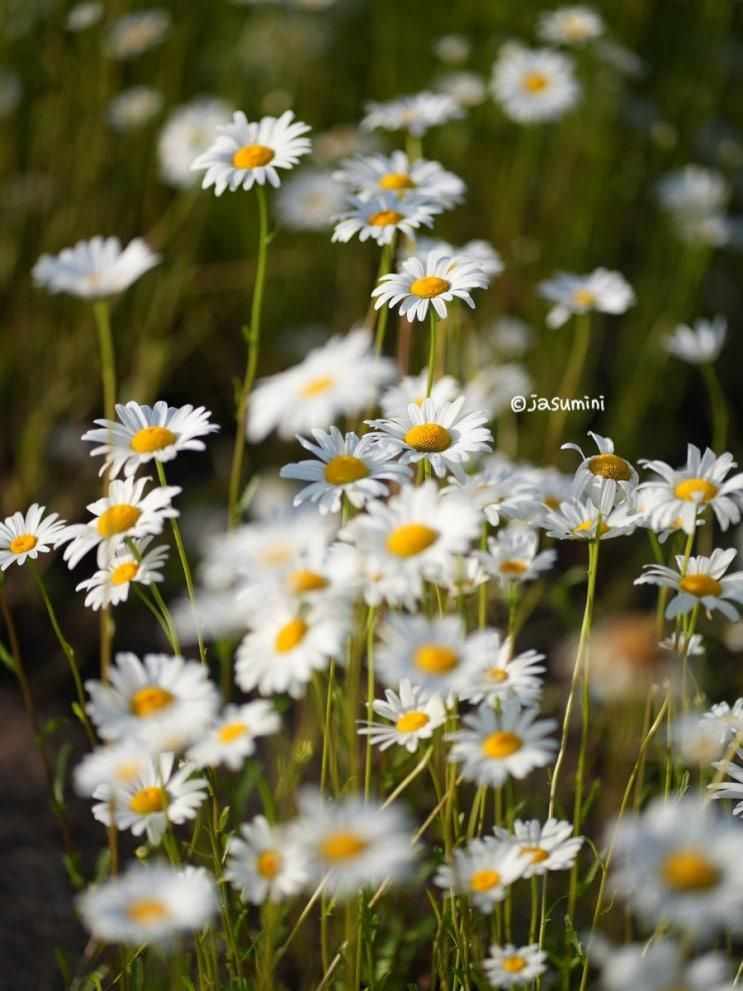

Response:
(674, 478), (719, 503)
(111, 561), (139, 585)
(485, 667), (509, 683)
(503, 956), (528, 974)
(396, 710), (430, 733)
(300, 375), (335, 398)
(257, 850), (281, 878)
(127, 898), (169, 924)
(544, 496), (560, 509)
(287, 569), (328, 594)
(679, 574), (722, 598)
(572, 288), (596, 307)
(232, 143), (275, 169)
(130, 685), (175, 718)
(562, 15), (591, 39)
(522, 845), (549, 864)
(217, 721), (248, 743)
(97, 504), (142, 538)
(588, 453), (632, 481)
(482, 731), (523, 758)
(499, 559), (528, 575)
(572, 519), (610, 537)
(368, 209), (404, 226)
(114, 761), (141, 783)
(275, 618), (308, 653)
(470, 869), (502, 892)
(320, 831), (368, 861)
(404, 423), (452, 452)
(661, 849), (721, 892)
(129, 786), (164, 815)
(410, 276), (450, 298)
(386, 523), (438, 557)
(379, 171), (416, 191)
(413, 643), (459, 674)
(9, 534), (37, 554)
(522, 71), (550, 92)
(130, 426), (177, 454)
(324, 454), (370, 485)
(260, 543), (292, 566)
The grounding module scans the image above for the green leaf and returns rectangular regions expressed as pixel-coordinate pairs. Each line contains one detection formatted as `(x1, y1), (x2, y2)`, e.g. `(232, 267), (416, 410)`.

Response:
(0, 639), (16, 673)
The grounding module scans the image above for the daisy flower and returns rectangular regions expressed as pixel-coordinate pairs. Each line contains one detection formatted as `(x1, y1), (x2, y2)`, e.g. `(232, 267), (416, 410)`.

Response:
(75, 538), (169, 610)
(226, 816), (308, 904)
(357, 678), (446, 752)
(541, 498), (640, 541)
(538, 6), (604, 46)
(77, 862), (217, 945)
(672, 713), (726, 766)
(487, 316), (535, 358)
(491, 44), (580, 125)
(33, 236), (159, 299)
(333, 151), (466, 209)
(331, 192), (440, 246)
(638, 445), (743, 535)
(279, 426), (411, 514)
(61, 476), (181, 569)
(106, 87), (163, 132)
(493, 819), (583, 877)
(73, 741), (152, 798)
(0, 504), (67, 570)
(361, 92), (464, 137)
(434, 71), (487, 108)
(636, 548), (743, 621)
(448, 701), (557, 788)
(366, 396), (492, 483)
(105, 10), (170, 59)
(82, 401), (219, 478)
(372, 249), (489, 323)
(379, 369), (460, 418)
(247, 328), (395, 442)
(664, 315), (727, 365)
(67, 2), (104, 32)
(85, 651), (220, 751)
(538, 268), (636, 329)
(478, 527), (556, 584)
(92, 752), (207, 845)
(660, 631), (705, 658)
(158, 98), (233, 190)
(291, 788), (415, 899)
(444, 464), (539, 527)
(657, 164), (729, 220)
(187, 701), (281, 771)
(464, 364), (532, 420)
(275, 169), (347, 231)
(190, 110), (311, 195)
(458, 633), (545, 706)
(237, 538), (357, 613)
(434, 837), (528, 912)
(484, 943), (548, 988)
(701, 699), (743, 744)
(562, 431), (638, 511)
(432, 34), (471, 64)
(709, 750), (743, 815)
(599, 940), (734, 991)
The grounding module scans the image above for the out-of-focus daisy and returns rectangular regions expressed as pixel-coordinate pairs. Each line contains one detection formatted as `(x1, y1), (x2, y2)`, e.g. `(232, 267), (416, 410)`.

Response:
(484, 943), (548, 988)
(432, 34), (470, 64)
(444, 465), (539, 526)
(361, 92), (464, 137)
(291, 788), (415, 899)
(67, 2), (104, 31)
(464, 364), (532, 419)
(372, 249), (489, 323)
(563, 432), (638, 511)
(331, 192), (440, 246)
(664, 315), (727, 365)
(358, 678), (446, 752)
(191, 110), (311, 195)
(275, 169), (346, 231)
(0, 504), (67, 570)
(434, 72), (487, 108)
(83, 401), (219, 478)
(280, 426), (411, 514)
(0, 70), (20, 118)
(85, 651), (220, 750)
(407, 237), (503, 279)
(92, 752), (207, 845)
(538, 6), (604, 45)
(158, 98), (233, 189)
(493, 819), (583, 877)
(541, 498), (640, 541)
(434, 837), (527, 912)
(487, 316), (535, 358)
(374, 614), (484, 696)
(76, 539), (169, 610)
(61, 476), (180, 569)
(366, 396), (492, 482)
(187, 701), (280, 771)
(236, 538), (355, 611)
(333, 152), (465, 209)
(77, 863), (217, 945)
(458, 633), (545, 706)
(106, 87), (163, 131)
(247, 329), (395, 442)
(226, 816), (308, 904)
(73, 741), (152, 798)
(478, 527), (556, 585)
(709, 751), (743, 816)
(702, 699), (743, 744)
(33, 236), (160, 299)
(673, 713), (726, 766)
(491, 44), (580, 124)
(638, 445), (743, 535)
(657, 164), (729, 220)
(598, 940), (734, 991)
(380, 370), (460, 418)
(660, 631), (705, 658)
(636, 548), (743, 621)
(448, 701), (557, 788)
(539, 268), (636, 329)
(105, 10), (171, 59)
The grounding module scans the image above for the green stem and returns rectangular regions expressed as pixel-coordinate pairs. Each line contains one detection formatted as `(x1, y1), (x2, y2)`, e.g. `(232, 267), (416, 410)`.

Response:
(93, 300), (116, 421)
(426, 311), (437, 397)
(543, 311), (591, 461)
(700, 361), (728, 452)
(364, 606), (377, 800)
(373, 236), (397, 357)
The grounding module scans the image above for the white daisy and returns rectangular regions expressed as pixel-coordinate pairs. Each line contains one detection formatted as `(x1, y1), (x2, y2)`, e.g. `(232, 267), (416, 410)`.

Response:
(635, 548), (743, 621)
(709, 750), (743, 816)
(660, 631), (705, 658)
(279, 426), (411, 514)
(0, 504), (67, 570)
(457, 633), (545, 707)
(92, 752), (207, 845)
(432, 34), (471, 64)
(701, 699), (743, 744)
(464, 364), (532, 420)
(85, 651), (220, 751)
(333, 151), (465, 209)
(538, 6), (604, 45)
(158, 98), (233, 189)
(540, 498), (640, 541)
(657, 164), (729, 220)
(444, 465), (538, 527)
(190, 110), (311, 195)
(538, 268), (636, 329)
(487, 316), (535, 358)
(562, 432), (638, 511)
(66, 2), (104, 31)
(673, 713), (726, 766)
(599, 940), (734, 991)
(491, 43), (580, 124)
(664, 315), (727, 365)
(448, 701), (557, 788)
(361, 92), (464, 137)
(275, 169), (347, 231)
(492, 818), (583, 877)
(75, 538), (169, 610)
(379, 370), (460, 418)
(33, 236), (160, 299)
(60, 476), (180, 569)
(372, 249), (489, 323)
(187, 701), (281, 771)
(357, 678), (446, 752)
(77, 862), (217, 945)
(226, 815), (308, 904)
(484, 943), (548, 988)
(82, 400), (219, 478)
(434, 837), (528, 913)
(73, 741), (152, 798)
(106, 87), (163, 132)
(105, 10), (170, 59)
(247, 328), (395, 442)
(331, 192), (440, 246)
(478, 527), (556, 584)
(434, 71), (487, 108)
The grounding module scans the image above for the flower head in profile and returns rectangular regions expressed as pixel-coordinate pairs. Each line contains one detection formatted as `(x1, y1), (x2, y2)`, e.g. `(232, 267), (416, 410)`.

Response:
(484, 943), (548, 988)
(562, 432), (638, 511)
(372, 249), (489, 322)
(33, 236), (160, 299)
(226, 815), (308, 905)
(434, 837), (528, 912)
(635, 548), (743, 621)
(76, 538), (169, 610)
(358, 678), (446, 753)
(333, 151), (465, 209)
(664, 315), (727, 365)
(361, 92), (464, 137)
(444, 464), (539, 527)
(190, 110), (311, 195)
(491, 44), (580, 124)
(331, 192), (440, 245)
(538, 268), (635, 329)
(537, 6), (603, 46)
(541, 498), (640, 541)
(0, 504), (67, 570)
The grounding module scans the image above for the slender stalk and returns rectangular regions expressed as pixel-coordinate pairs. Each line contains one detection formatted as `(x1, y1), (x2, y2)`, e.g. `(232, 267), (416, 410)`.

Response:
(426, 311), (437, 397)
(93, 300), (116, 421)
(373, 235), (397, 356)
(364, 606), (377, 799)
(543, 311), (591, 461)
(701, 361), (728, 453)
